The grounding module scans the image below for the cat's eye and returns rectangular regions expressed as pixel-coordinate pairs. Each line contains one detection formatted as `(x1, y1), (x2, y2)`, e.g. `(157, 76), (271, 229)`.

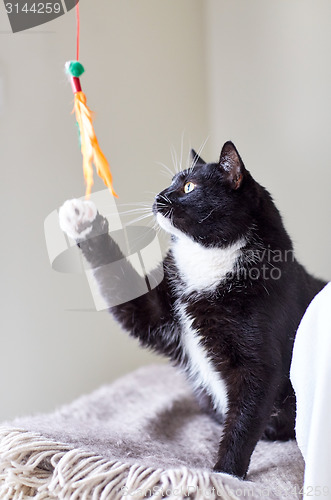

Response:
(184, 182), (195, 194)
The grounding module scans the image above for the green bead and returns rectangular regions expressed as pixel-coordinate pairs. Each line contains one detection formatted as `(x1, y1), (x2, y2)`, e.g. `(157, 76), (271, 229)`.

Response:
(66, 61), (85, 78)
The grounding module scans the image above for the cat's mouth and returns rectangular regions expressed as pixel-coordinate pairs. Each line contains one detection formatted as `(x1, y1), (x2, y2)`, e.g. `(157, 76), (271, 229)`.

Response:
(152, 194), (172, 216)
(152, 196), (175, 229)
(156, 213), (185, 239)
(156, 213), (173, 231)
(153, 193), (188, 239)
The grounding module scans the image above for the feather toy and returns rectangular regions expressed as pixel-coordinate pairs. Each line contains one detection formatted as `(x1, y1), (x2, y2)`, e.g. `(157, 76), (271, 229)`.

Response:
(65, 60), (117, 199)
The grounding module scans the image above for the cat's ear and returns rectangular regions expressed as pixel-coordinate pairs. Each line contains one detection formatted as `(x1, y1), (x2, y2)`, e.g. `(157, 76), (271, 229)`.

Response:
(219, 141), (245, 190)
(190, 149), (206, 167)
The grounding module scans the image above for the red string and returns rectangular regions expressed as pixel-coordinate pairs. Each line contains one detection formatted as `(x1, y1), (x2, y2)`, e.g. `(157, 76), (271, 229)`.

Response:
(76, 1), (80, 61)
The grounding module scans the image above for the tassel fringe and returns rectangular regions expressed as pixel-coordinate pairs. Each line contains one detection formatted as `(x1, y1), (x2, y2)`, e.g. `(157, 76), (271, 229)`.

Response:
(0, 427), (241, 500)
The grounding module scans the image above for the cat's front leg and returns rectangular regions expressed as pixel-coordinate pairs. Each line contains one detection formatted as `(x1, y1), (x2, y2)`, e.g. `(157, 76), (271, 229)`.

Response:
(213, 369), (279, 479)
(59, 198), (150, 302)
(59, 199), (179, 357)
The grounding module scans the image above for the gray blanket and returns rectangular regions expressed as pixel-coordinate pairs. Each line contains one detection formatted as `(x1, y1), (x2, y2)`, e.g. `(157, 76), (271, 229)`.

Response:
(0, 364), (304, 499)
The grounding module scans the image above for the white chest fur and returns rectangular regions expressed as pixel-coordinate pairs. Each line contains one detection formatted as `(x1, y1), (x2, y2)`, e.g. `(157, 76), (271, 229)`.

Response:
(156, 214), (233, 416)
(172, 233), (245, 294)
(177, 302), (228, 417)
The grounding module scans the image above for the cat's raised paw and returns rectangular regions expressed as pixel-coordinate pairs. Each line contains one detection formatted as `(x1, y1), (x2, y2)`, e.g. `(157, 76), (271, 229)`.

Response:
(59, 199), (97, 240)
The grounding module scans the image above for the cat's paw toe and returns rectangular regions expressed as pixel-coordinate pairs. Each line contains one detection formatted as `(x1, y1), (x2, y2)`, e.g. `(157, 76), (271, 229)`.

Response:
(59, 199), (97, 240)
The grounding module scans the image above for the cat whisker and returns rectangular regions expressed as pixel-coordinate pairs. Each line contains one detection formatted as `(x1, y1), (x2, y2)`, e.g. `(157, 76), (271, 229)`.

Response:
(118, 207), (152, 216)
(163, 188), (177, 196)
(117, 202), (153, 210)
(163, 208), (172, 220)
(159, 194), (172, 206)
(126, 212), (154, 226)
(179, 131), (185, 174)
(124, 222), (159, 250)
(186, 137), (193, 170)
(206, 167), (218, 180)
(170, 207), (174, 224)
(170, 145), (181, 174)
(118, 201), (152, 206)
(156, 161), (176, 179)
(156, 198), (169, 208)
(189, 136), (209, 174)
(198, 207), (218, 224)
(144, 191), (159, 197)
(152, 217), (163, 238)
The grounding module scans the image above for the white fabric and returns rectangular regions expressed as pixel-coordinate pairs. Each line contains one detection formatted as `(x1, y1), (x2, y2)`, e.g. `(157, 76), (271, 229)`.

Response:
(290, 282), (331, 500)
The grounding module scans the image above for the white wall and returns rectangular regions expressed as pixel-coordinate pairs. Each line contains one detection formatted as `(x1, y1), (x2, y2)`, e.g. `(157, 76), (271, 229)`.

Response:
(0, 0), (208, 420)
(205, 0), (331, 281)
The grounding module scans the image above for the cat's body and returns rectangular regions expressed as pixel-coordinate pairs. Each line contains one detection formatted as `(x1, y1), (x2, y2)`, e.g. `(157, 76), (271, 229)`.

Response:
(59, 142), (326, 478)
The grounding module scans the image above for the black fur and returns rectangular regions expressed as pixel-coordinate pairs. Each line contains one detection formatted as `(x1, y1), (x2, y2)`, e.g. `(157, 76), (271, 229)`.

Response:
(75, 142), (326, 479)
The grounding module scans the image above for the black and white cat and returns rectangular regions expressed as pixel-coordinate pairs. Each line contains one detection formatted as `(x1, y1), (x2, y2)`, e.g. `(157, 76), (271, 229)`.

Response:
(59, 141), (326, 479)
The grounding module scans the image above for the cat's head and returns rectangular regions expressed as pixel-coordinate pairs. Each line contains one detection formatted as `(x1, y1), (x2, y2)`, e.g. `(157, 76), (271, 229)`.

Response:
(153, 141), (263, 248)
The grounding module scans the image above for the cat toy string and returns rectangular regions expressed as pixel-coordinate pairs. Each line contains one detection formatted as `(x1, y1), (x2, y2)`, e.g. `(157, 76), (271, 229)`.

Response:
(65, 2), (118, 199)
(75, 1), (80, 61)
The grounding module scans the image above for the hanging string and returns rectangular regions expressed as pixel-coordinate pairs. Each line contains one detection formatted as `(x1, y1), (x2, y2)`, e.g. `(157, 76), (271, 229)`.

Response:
(65, 1), (118, 198)
(76, 1), (80, 61)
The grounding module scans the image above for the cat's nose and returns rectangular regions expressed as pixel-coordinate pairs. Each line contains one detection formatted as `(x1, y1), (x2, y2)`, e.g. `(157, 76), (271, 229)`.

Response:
(152, 195), (160, 214)
(154, 193), (166, 207)
(153, 194), (161, 212)
(153, 193), (167, 215)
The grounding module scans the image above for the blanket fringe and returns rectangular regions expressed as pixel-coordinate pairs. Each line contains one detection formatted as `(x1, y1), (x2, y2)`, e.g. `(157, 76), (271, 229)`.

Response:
(0, 427), (239, 500)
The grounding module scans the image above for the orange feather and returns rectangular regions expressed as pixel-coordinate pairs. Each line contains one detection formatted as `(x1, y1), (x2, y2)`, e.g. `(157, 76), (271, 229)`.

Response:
(73, 91), (118, 199)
